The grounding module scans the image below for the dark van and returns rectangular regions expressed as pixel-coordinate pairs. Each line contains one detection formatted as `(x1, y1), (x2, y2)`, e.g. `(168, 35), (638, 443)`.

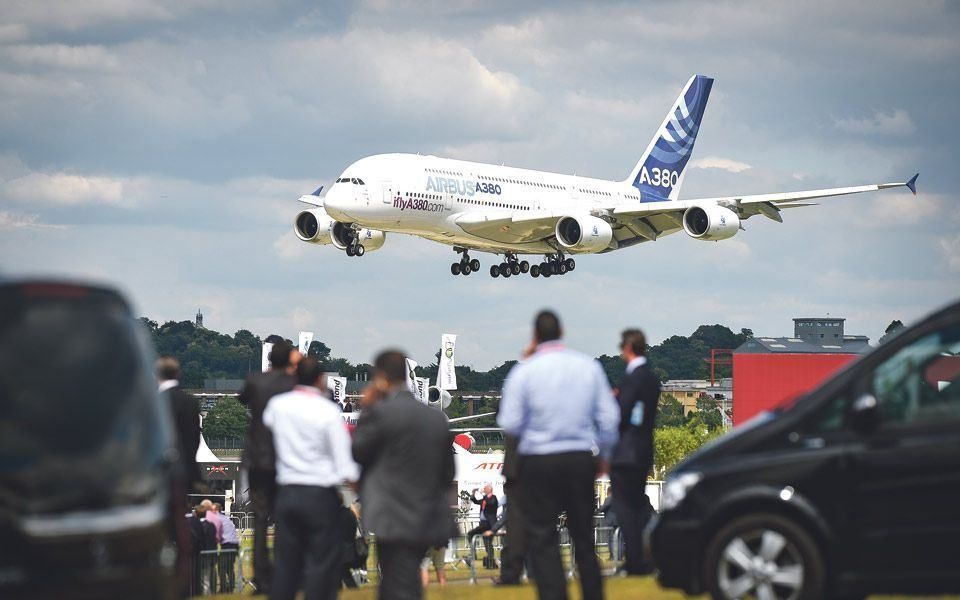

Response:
(0, 281), (177, 599)
(648, 299), (960, 600)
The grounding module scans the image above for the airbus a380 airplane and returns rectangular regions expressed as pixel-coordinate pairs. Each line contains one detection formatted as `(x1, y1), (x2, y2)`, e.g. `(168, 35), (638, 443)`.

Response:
(294, 75), (918, 279)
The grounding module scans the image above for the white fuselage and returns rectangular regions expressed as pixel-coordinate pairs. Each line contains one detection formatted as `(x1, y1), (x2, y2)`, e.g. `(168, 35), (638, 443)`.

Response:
(322, 153), (661, 255)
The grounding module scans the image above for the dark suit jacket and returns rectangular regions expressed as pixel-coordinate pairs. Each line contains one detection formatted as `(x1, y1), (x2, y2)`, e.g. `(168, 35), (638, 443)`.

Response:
(239, 370), (296, 474)
(352, 390), (456, 545)
(611, 362), (661, 470)
(472, 493), (499, 523)
(167, 386), (201, 488)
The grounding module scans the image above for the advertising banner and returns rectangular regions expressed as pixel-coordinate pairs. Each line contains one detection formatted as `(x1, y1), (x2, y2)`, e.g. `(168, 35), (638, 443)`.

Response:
(298, 331), (314, 356)
(326, 376), (347, 405)
(261, 342), (273, 372)
(439, 334), (457, 390)
(405, 358), (418, 395)
(415, 377), (430, 403)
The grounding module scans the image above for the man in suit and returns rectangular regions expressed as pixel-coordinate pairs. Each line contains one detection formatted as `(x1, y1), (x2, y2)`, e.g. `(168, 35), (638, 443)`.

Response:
(352, 350), (456, 600)
(238, 341), (301, 595)
(263, 357), (359, 600)
(498, 310), (620, 600)
(610, 328), (661, 575)
(493, 435), (529, 585)
(157, 357), (201, 494)
(467, 484), (499, 568)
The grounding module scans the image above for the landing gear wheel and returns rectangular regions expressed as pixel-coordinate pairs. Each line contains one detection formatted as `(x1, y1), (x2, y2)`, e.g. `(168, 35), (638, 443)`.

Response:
(355, 245), (365, 257)
(520, 260), (530, 273)
(346, 246), (355, 257)
(462, 262), (472, 275)
(565, 258), (575, 271)
(490, 265), (499, 278)
(542, 268), (552, 278)
(499, 263), (510, 278)
(511, 262), (521, 276)
(451, 263), (461, 276)
(703, 513), (825, 600)
(557, 261), (568, 275)
(530, 264), (541, 278)
(470, 258), (480, 272)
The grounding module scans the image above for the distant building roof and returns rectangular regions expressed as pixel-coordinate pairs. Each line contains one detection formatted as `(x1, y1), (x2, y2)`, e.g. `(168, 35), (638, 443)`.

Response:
(203, 379), (245, 392)
(735, 336), (871, 355)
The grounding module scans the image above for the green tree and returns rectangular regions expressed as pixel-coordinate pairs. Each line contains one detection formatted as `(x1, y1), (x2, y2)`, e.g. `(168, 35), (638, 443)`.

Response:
(687, 394), (723, 431)
(203, 397), (250, 438)
(653, 427), (701, 478)
(307, 340), (332, 364)
(657, 394), (686, 428)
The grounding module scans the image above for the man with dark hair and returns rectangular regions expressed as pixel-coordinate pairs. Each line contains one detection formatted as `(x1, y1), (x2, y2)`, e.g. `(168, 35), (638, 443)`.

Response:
(156, 357), (201, 493)
(264, 356), (359, 600)
(238, 340), (302, 595)
(610, 327), (660, 575)
(498, 310), (620, 600)
(353, 349), (456, 600)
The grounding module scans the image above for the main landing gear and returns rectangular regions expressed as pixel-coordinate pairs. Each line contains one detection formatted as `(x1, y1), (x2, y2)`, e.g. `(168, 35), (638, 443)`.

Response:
(343, 228), (365, 257)
(489, 253), (530, 278)
(451, 249), (481, 276)
(529, 254), (575, 278)
(345, 243), (364, 257)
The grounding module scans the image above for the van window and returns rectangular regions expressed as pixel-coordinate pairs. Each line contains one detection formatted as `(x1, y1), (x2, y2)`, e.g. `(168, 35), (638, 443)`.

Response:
(871, 322), (960, 426)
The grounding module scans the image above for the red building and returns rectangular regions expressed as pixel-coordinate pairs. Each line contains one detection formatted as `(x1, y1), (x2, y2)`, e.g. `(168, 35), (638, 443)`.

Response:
(733, 317), (870, 425)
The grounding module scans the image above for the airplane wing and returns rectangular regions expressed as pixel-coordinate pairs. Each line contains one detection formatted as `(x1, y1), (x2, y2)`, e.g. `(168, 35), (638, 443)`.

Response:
(613, 174), (919, 224)
(455, 174), (917, 248)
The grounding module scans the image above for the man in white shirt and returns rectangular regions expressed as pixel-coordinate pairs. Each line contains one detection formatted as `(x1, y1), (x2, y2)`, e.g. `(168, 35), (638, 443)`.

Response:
(263, 356), (359, 600)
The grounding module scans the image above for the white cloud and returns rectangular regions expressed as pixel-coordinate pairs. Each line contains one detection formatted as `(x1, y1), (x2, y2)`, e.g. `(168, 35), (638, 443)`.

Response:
(0, 210), (65, 231)
(2, 1), (175, 30)
(273, 232), (309, 260)
(834, 109), (916, 136)
(690, 156), (752, 173)
(0, 23), (29, 43)
(5, 172), (127, 206)
(3, 44), (120, 71)
(941, 235), (960, 272)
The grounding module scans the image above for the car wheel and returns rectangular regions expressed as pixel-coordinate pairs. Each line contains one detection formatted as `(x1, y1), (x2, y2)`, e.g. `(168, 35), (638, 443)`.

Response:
(703, 513), (824, 600)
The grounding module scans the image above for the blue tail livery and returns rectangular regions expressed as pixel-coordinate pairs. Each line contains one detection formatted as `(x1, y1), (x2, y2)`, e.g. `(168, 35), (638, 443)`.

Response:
(626, 74), (713, 202)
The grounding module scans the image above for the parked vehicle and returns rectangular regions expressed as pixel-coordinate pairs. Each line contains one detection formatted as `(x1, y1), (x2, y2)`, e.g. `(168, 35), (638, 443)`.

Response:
(0, 280), (177, 599)
(648, 298), (960, 600)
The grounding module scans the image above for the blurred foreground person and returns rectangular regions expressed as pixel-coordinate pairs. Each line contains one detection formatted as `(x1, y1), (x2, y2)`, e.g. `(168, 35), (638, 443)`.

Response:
(263, 356), (359, 600)
(610, 328), (660, 575)
(493, 435), (529, 586)
(498, 310), (620, 600)
(353, 350), (456, 600)
(238, 341), (301, 594)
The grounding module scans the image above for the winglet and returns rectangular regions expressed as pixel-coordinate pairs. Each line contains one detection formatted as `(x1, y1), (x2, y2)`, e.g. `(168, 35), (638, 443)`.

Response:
(906, 173), (919, 195)
(311, 185), (324, 196)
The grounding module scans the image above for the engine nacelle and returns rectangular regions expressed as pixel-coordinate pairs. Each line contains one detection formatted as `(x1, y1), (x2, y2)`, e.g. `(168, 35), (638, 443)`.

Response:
(294, 209), (386, 252)
(555, 215), (613, 253)
(294, 208), (337, 245)
(682, 205), (740, 241)
(428, 386), (452, 409)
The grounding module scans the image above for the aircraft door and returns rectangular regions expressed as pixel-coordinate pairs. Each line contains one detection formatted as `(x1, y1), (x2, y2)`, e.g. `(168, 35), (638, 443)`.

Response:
(382, 182), (393, 204)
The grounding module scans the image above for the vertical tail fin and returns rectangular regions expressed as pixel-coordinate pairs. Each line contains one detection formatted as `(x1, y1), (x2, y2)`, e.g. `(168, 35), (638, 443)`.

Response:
(625, 75), (713, 202)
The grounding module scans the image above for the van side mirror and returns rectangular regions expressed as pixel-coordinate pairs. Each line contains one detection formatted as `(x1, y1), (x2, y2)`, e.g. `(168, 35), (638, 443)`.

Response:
(849, 393), (880, 433)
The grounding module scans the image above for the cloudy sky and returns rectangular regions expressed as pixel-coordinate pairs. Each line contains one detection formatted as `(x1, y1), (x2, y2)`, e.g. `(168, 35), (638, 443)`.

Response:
(1, 1), (958, 369)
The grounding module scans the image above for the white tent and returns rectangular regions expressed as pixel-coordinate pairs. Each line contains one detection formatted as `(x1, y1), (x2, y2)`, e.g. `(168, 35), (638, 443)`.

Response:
(196, 432), (220, 463)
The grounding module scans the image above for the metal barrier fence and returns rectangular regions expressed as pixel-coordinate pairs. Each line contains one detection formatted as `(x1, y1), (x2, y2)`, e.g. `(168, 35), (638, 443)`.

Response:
(187, 548), (241, 596)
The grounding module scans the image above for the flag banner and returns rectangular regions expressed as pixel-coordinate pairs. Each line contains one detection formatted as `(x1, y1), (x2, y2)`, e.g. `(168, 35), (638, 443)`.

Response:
(261, 342), (273, 373)
(405, 358), (419, 395)
(439, 334), (457, 390)
(415, 377), (430, 403)
(326, 376), (347, 405)
(298, 331), (314, 356)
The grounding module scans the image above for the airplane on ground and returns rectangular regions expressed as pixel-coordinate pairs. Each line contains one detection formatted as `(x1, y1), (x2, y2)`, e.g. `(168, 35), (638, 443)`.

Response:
(294, 75), (918, 279)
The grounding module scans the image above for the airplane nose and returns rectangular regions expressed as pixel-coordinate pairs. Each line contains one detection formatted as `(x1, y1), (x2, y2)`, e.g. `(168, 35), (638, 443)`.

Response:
(323, 193), (351, 221)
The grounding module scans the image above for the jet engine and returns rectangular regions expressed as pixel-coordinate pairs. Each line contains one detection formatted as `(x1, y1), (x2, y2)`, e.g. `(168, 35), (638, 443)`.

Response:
(428, 386), (452, 409)
(294, 208), (386, 252)
(682, 205), (740, 241)
(555, 215), (614, 253)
